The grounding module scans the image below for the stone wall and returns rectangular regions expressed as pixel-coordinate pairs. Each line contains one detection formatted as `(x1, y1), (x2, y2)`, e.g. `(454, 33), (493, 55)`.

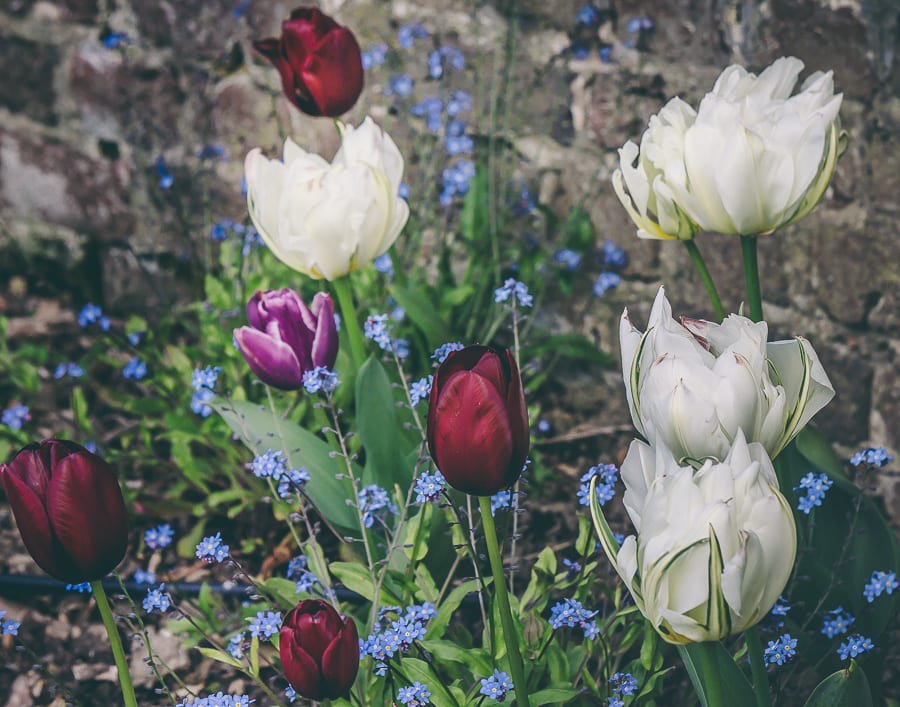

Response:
(0, 0), (897, 508)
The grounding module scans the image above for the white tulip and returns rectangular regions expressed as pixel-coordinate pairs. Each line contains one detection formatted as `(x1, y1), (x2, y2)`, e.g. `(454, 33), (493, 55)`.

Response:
(621, 287), (834, 463)
(592, 432), (796, 644)
(613, 56), (844, 238)
(244, 117), (409, 280)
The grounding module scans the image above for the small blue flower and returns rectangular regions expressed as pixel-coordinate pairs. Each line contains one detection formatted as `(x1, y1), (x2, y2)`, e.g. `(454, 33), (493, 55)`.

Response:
(374, 253), (395, 278)
(770, 597), (791, 617)
(398, 681), (431, 706)
(192, 366), (221, 391)
(361, 43), (388, 70)
(103, 31), (130, 49)
(593, 271), (621, 297)
(364, 313), (393, 350)
(388, 73), (415, 97)
(489, 489), (514, 515)
(607, 698), (624, 707)
(837, 634), (874, 660)
(601, 239), (628, 268)
(142, 584), (172, 613)
(577, 464), (618, 507)
(302, 367), (340, 395)
(609, 672), (638, 696)
(285, 685), (297, 703)
(66, 582), (92, 593)
(251, 449), (288, 480)
(54, 362), (85, 379)
(248, 610), (282, 640)
(863, 570), (898, 603)
(411, 96), (444, 132)
(144, 523), (175, 550)
(410, 376), (433, 406)
(577, 4), (600, 25)
(432, 342), (464, 364)
(446, 90), (472, 117)
(398, 23), (428, 49)
(414, 470), (445, 503)
(191, 388), (216, 417)
(77, 303), (104, 328)
(562, 557), (582, 576)
(133, 568), (156, 585)
(821, 606), (854, 637)
(123, 357), (148, 380)
(358, 485), (397, 528)
(1, 404), (30, 430)
(850, 446), (893, 468)
(795, 472), (833, 514)
(277, 467), (311, 500)
(399, 182), (410, 200)
(227, 632), (246, 659)
(0, 610), (20, 637)
(155, 155), (174, 190)
(404, 602), (437, 623)
(480, 670), (513, 702)
(555, 248), (582, 270)
(494, 278), (534, 307)
(764, 633), (798, 666)
(196, 532), (229, 563)
(549, 597), (599, 640)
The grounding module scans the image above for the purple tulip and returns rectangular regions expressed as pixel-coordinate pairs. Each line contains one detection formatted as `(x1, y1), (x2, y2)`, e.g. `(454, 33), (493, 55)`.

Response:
(0, 439), (128, 583)
(234, 289), (338, 390)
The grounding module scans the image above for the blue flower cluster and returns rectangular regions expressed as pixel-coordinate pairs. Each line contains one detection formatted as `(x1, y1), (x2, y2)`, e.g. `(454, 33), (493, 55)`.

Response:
(549, 598), (599, 640)
(364, 313), (409, 358)
(176, 693), (253, 706)
(821, 606), (854, 638)
(0, 610), (20, 636)
(863, 570), (898, 603)
(123, 356), (147, 381)
(360, 604), (436, 675)
(142, 584), (172, 614)
(562, 558), (582, 577)
(763, 633), (798, 666)
(398, 23), (429, 50)
(1, 404), (30, 430)
(190, 365), (220, 417)
(397, 681), (431, 706)
(196, 532), (230, 563)
(66, 582), (92, 593)
(480, 669), (513, 702)
(428, 45), (465, 79)
(145, 523), (175, 550)
(494, 278), (534, 308)
(78, 303), (110, 330)
(248, 610), (282, 640)
(608, 672), (638, 705)
(361, 43), (388, 71)
(850, 446), (893, 468)
(251, 449), (286, 479)
(287, 555), (321, 594)
(409, 375), (433, 406)
(358, 484), (398, 528)
(374, 253), (394, 279)
(577, 463), (619, 507)
(54, 362), (85, 379)
(227, 632), (246, 660)
(593, 240), (628, 297)
(489, 489), (515, 515)
(302, 366), (340, 395)
(837, 634), (874, 661)
(133, 568), (156, 585)
(432, 342), (464, 364)
(555, 248), (582, 271)
(414, 470), (446, 503)
(795, 472), (833, 514)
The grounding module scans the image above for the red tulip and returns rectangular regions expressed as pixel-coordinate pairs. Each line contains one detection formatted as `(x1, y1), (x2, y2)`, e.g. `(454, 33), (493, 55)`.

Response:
(0, 439), (128, 583)
(427, 345), (530, 496)
(254, 7), (364, 118)
(280, 599), (360, 699)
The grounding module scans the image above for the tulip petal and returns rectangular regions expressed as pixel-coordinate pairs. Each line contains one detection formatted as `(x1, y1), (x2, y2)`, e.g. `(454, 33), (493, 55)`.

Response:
(320, 618), (360, 698)
(301, 30), (363, 117)
(45, 453), (128, 582)
(234, 326), (303, 390)
(281, 639), (324, 700)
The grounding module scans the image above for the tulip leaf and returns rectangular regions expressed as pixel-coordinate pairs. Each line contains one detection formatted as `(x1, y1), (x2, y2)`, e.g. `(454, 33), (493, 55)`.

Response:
(678, 642), (756, 707)
(530, 688), (583, 705)
(803, 660), (873, 707)
(355, 356), (413, 489)
(211, 397), (360, 535)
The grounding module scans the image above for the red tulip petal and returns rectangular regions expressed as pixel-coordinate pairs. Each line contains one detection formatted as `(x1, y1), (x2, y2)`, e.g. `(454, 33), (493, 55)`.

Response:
(45, 453), (128, 582)
(234, 327), (303, 390)
(470, 349), (508, 392)
(300, 30), (363, 116)
(431, 371), (514, 495)
(502, 350), (530, 470)
(5, 443), (50, 498)
(281, 636), (324, 699)
(320, 618), (360, 698)
(287, 7), (339, 35)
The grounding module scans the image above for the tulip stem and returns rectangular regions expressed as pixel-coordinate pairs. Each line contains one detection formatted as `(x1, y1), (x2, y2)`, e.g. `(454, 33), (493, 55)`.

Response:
(682, 240), (726, 321)
(331, 277), (367, 371)
(745, 626), (772, 707)
(90, 579), (138, 707)
(477, 495), (531, 707)
(740, 235), (764, 322)
(693, 642), (724, 707)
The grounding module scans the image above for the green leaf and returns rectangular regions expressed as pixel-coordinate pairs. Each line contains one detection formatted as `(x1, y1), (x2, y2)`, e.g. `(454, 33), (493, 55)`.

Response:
(389, 283), (449, 348)
(803, 660), (873, 707)
(459, 163), (489, 243)
(427, 579), (481, 639)
(678, 642), (756, 707)
(418, 639), (492, 676)
(355, 356), (412, 489)
(195, 646), (244, 670)
(530, 687), (583, 705)
(400, 658), (459, 707)
(212, 397), (359, 535)
(328, 562), (376, 603)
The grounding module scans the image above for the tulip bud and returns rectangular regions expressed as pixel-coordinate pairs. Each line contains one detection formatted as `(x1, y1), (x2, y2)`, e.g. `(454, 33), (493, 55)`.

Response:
(0, 439), (128, 583)
(254, 7), (364, 118)
(234, 289), (338, 391)
(426, 346), (529, 496)
(280, 599), (360, 699)
(596, 432), (796, 644)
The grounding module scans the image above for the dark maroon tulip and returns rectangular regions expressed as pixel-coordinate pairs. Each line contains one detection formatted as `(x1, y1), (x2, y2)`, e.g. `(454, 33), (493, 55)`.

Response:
(234, 289), (338, 390)
(427, 345), (530, 496)
(280, 599), (360, 699)
(0, 439), (128, 583)
(254, 7), (364, 118)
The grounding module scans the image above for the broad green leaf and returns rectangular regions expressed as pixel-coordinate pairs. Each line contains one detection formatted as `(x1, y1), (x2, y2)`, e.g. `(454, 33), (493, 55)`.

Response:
(427, 579), (481, 639)
(389, 283), (449, 347)
(195, 646), (244, 670)
(328, 562), (376, 603)
(400, 658), (459, 707)
(678, 642), (756, 707)
(355, 356), (412, 488)
(417, 639), (492, 675)
(803, 660), (873, 707)
(212, 397), (359, 534)
(530, 687), (583, 705)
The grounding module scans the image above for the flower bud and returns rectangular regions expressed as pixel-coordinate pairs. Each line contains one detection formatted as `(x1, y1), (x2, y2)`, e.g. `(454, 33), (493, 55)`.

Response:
(620, 287), (834, 462)
(426, 346), (529, 496)
(280, 599), (360, 699)
(234, 289), (338, 390)
(0, 439), (128, 583)
(596, 432), (796, 644)
(254, 7), (364, 118)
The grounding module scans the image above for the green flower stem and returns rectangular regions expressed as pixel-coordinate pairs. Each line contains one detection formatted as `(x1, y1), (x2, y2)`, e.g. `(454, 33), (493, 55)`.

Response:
(90, 579), (138, 707)
(477, 495), (531, 707)
(330, 277), (366, 371)
(682, 240), (726, 321)
(740, 235), (764, 323)
(745, 626), (772, 707)
(694, 641), (724, 707)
